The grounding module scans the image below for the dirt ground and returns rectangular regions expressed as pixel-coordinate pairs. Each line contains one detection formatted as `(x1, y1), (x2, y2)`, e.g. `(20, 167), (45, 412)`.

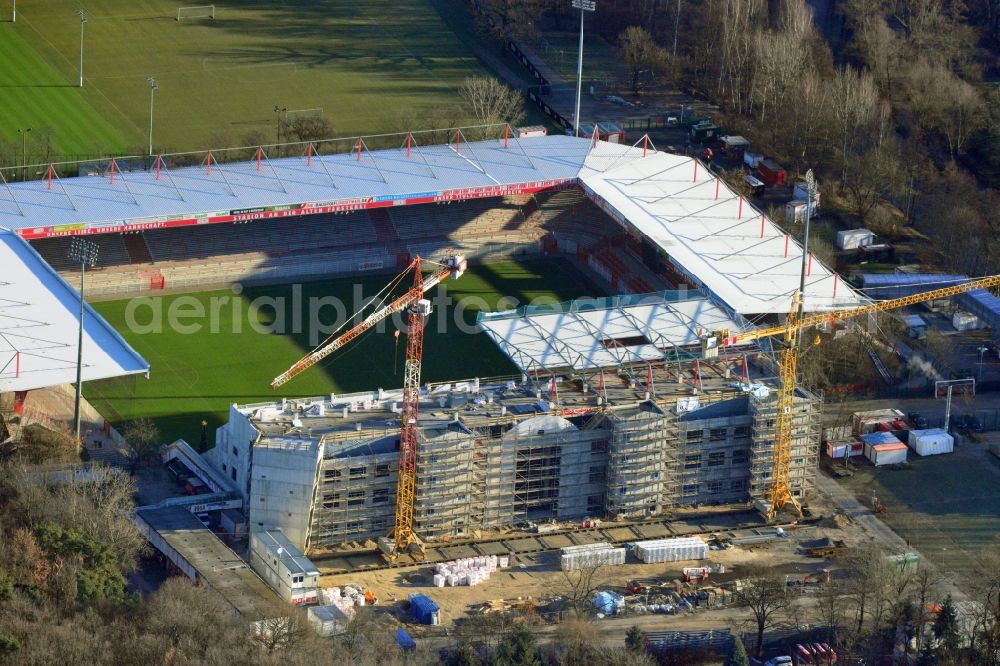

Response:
(320, 511), (861, 628)
(836, 431), (1000, 590)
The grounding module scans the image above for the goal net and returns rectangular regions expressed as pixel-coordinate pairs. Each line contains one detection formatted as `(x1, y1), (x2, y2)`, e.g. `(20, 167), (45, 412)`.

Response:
(177, 5), (215, 20)
(935, 378), (975, 398)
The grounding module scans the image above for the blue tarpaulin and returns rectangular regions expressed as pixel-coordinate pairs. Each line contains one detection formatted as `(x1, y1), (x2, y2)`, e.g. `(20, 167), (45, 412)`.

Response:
(396, 629), (416, 651)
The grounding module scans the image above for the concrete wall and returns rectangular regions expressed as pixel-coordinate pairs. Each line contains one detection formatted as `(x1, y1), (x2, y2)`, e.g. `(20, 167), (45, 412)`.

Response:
(210, 404), (259, 501)
(248, 442), (321, 551)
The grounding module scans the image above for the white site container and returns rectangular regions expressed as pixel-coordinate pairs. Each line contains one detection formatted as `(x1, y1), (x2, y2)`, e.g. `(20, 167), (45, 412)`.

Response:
(307, 605), (350, 637)
(836, 228), (874, 250)
(952, 310), (979, 331)
(744, 151), (763, 169)
(907, 428), (954, 456)
(631, 537), (708, 564)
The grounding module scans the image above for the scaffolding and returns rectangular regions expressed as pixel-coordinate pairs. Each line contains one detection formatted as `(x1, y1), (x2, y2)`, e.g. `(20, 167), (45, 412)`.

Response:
(748, 391), (822, 504)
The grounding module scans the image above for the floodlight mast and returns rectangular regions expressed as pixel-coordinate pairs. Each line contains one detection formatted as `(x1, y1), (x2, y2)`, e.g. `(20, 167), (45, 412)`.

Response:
(76, 9), (87, 88)
(571, 0), (596, 137)
(67, 237), (98, 443)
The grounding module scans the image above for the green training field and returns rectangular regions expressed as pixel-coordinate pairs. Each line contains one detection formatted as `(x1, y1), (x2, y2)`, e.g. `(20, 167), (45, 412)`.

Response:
(0, 20), (128, 158)
(84, 258), (605, 446)
(3, 0), (491, 159)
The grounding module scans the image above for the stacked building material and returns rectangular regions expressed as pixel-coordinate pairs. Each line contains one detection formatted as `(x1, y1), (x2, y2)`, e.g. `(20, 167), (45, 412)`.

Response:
(432, 555), (509, 587)
(631, 537), (708, 563)
(559, 542), (626, 571)
(319, 585), (367, 620)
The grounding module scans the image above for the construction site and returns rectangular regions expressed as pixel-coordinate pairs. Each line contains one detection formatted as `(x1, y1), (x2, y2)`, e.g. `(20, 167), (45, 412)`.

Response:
(209, 356), (821, 555)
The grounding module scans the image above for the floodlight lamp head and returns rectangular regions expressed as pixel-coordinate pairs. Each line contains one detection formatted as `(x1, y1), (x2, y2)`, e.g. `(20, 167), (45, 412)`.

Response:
(76, 9), (87, 22)
(68, 237), (98, 267)
(148, 76), (158, 89)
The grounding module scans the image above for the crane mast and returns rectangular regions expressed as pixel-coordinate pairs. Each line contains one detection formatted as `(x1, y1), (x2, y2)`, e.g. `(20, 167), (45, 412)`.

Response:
(395, 257), (427, 554)
(270, 253), (468, 558)
(712, 273), (1000, 520)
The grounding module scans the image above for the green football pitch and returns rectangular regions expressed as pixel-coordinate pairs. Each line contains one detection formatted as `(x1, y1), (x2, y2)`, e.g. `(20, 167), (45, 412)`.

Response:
(84, 258), (605, 447)
(2, 0), (495, 158)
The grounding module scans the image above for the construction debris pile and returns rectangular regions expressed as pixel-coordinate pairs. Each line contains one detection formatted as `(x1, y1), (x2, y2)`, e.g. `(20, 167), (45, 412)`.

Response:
(433, 555), (509, 587)
(319, 584), (372, 620)
(631, 537), (708, 563)
(560, 542), (627, 571)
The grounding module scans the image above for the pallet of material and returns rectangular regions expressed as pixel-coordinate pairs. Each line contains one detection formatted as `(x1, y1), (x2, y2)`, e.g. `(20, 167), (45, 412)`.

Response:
(630, 537), (708, 564)
(559, 542), (626, 571)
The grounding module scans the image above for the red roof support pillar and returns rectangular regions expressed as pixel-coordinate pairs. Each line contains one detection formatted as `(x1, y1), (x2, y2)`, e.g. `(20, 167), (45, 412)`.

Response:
(256, 146), (262, 172)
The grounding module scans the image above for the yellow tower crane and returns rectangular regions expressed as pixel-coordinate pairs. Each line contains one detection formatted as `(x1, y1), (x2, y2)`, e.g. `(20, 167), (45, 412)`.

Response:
(709, 273), (1000, 520)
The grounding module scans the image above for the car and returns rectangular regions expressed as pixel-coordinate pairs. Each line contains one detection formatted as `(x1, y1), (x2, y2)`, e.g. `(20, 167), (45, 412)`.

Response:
(764, 657), (792, 666)
(968, 414), (984, 432)
(908, 412), (929, 429)
(604, 95), (634, 107)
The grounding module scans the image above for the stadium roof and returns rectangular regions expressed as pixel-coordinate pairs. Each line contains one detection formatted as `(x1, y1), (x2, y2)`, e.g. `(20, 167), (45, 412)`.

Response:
(0, 134), (590, 239)
(477, 292), (752, 373)
(0, 133), (859, 315)
(579, 148), (864, 315)
(0, 231), (149, 393)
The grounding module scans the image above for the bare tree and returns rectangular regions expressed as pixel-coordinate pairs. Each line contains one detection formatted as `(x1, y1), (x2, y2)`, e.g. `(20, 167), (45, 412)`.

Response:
(120, 418), (162, 465)
(617, 26), (671, 94)
(731, 566), (792, 656)
(904, 60), (987, 159)
(459, 76), (526, 138)
(285, 115), (334, 144)
(472, 0), (543, 41)
(252, 614), (308, 653)
(560, 565), (606, 618)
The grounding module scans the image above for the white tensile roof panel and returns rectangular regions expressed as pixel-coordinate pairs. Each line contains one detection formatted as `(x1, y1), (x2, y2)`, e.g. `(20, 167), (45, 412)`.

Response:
(579, 150), (864, 315)
(478, 293), (747, 373)
(0, 231), (148, 392)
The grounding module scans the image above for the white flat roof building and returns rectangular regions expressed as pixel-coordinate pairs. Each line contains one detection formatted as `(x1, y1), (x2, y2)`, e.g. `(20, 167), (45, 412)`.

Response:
(477, 292), (753, 374)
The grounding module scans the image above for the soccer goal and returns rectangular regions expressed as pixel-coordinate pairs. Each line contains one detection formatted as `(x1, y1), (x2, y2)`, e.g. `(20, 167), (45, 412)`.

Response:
(177, 5), (215, 20)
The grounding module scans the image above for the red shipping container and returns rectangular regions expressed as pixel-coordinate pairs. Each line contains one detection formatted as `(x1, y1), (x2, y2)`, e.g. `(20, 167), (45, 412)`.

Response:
(758, 159), (787, 186)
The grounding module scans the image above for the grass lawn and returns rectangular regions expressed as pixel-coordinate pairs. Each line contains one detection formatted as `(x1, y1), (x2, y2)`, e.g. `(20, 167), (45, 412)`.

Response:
(5, 0), (495, 158)
(84, 257), (605, 446)
(0, 20), (128, 159)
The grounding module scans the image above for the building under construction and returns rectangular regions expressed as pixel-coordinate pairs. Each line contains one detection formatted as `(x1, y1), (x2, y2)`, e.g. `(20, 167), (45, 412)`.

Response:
(206, 295), (821, 554)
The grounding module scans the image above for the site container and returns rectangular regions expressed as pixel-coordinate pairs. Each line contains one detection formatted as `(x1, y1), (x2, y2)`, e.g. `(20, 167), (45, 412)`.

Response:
(863, 438), (908, 466)
(952, 310), (979, 331)
(757, 159), (786, 186)
(515, 126), (548, 138)
(743, 151), (763, 169)
(720, 135), (750, 155)
(784, 200), (817, 223)
(824, 439), (863, 459)
(631, 537), (708, 563)
(307, 604), (350, 637)
(907, 428), (954, 456)
(408, 593), (440, 625)
(836, 228), (873, 250)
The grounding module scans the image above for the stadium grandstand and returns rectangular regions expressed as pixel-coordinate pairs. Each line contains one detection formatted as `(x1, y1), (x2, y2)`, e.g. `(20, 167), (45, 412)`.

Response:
(0, 229), (148, 443)
(0, 130), (862, 316)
